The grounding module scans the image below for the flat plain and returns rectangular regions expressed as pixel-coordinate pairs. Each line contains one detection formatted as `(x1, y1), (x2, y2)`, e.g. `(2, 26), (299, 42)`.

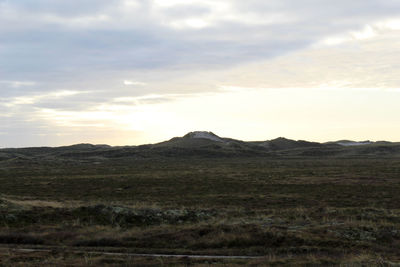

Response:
(1, 141), (400, 265)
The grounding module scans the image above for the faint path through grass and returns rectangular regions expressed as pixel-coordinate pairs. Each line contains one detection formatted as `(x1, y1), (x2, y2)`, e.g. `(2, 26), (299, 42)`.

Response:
(0, 246), (263, 259)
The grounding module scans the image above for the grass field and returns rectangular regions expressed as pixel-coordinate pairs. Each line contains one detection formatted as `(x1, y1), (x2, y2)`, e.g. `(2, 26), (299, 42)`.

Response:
(1, 157), (400, 265)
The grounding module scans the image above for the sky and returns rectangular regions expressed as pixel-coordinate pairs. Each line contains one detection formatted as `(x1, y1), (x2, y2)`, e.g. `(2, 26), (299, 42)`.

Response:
(1, 0), (400, 147)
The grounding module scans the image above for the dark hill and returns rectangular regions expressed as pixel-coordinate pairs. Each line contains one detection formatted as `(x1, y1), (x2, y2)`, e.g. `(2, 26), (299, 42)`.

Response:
(1, 132), (399, 161)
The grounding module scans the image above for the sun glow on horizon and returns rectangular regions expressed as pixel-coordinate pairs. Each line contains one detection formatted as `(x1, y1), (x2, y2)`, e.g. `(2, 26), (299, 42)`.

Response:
(21, 85), (399, 147)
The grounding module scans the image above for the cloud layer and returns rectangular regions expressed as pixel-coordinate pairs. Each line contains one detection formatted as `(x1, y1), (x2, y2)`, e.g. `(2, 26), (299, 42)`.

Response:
(1, 0), (400, 146)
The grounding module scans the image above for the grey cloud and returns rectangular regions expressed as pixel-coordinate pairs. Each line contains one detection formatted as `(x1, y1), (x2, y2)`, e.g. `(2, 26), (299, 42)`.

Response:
(2, 0), (120, 16)
(32, 92), (116, 111)
(161, 5), (212, 19)
(235, 0), (400, 18)
(2, 0), (399, 87)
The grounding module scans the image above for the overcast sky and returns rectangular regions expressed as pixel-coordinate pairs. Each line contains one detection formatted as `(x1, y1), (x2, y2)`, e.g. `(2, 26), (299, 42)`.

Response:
(1, 0), (400, 147)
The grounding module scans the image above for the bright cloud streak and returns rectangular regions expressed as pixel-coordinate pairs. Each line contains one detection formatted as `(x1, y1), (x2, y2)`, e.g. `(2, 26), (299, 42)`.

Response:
(376, 19), (400, 30)
(123, 80), (147, 86)
(4, 90), (87, 107)
(0, 81), (37, 88)
(317, 18), (400, 47)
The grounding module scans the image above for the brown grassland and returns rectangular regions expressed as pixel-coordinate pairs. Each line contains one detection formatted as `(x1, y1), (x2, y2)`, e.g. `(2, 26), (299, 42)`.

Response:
(0, 157), (400, 265)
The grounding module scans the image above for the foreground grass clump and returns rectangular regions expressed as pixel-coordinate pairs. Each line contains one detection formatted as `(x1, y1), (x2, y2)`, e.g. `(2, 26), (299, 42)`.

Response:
(0, 157), (400, 265)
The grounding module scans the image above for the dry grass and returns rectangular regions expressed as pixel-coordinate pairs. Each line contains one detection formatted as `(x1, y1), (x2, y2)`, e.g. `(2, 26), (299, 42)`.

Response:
(0, 157), (400, 264)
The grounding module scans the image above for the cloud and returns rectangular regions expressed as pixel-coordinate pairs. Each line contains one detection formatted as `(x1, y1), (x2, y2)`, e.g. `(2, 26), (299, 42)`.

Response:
(123, 80), (147, 86)
(0, 80), (37, 88)
(2, 90), (87, 107)
(2, 0), (400, 82)
(1, 0), (400, 146)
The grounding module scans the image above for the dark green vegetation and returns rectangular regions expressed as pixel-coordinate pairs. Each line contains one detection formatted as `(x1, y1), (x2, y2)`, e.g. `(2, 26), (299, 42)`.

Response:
(1, 133), (400, 265)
